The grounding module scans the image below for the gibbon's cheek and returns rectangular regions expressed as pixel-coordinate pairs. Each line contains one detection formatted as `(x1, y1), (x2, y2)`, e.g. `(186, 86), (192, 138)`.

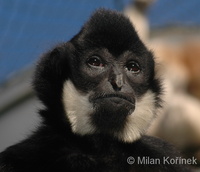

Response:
(62, 80), (96, 135)
(115, 90), (157, 142)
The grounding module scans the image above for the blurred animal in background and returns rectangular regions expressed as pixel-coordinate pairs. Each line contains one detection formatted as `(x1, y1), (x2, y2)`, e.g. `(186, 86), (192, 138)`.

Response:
(148, 40), (200, 165)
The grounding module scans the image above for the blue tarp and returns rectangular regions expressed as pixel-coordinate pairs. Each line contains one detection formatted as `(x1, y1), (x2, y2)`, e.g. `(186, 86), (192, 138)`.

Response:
(0, 0), (200, 83)
(148, 0), (200, 27)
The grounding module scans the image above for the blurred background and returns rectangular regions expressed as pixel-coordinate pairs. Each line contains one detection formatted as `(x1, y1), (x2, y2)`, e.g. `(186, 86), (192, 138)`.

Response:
(0, 0), (200, 170)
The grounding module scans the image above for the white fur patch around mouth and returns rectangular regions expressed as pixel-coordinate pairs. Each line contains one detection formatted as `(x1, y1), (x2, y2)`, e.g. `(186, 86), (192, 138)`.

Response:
(63, 80), (156, 143)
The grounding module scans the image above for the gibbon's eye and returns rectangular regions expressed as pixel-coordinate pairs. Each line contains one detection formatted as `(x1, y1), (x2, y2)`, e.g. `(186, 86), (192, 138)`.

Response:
(126, 61), (140, 73)
(87, 56), (104, 68)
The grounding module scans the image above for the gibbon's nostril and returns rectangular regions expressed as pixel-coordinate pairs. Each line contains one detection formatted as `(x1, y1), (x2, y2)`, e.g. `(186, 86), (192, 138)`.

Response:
(110, 74), (123, 91)
(112, 82), (122, 91)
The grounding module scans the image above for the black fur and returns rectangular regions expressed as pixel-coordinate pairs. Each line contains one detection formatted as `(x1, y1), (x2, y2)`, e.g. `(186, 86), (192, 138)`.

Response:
(0, 9), (190, 172)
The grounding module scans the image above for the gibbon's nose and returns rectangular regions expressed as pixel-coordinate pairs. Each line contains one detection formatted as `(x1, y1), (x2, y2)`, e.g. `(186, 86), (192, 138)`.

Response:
(109, 73), (123, 91)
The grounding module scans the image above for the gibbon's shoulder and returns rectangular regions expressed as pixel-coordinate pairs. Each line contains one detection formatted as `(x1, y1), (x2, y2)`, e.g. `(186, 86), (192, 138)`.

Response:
(130, 135), (190, 172)
(0, 128), (190, 172)
(135, 135), (179, 156)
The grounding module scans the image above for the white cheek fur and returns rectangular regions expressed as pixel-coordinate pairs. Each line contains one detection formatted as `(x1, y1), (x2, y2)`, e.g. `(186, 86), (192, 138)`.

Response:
(116, 91), (156, 142)
(63, 80), (156, 143)
(62, 80), (96, 135)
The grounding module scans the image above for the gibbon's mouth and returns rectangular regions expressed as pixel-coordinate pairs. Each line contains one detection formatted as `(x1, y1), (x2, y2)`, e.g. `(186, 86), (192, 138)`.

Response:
(93, 93), (135, 105)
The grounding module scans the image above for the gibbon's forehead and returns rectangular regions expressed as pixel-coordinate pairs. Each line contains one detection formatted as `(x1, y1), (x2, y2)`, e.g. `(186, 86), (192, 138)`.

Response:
(77, 9), (142, 54)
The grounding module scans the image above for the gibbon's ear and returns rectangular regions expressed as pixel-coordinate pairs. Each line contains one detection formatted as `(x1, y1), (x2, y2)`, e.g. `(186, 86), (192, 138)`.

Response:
(33, 42), (74, 109)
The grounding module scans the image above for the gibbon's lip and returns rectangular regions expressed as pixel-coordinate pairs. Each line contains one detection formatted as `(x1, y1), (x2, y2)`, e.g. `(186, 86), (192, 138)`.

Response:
(93, 93), (135, 105)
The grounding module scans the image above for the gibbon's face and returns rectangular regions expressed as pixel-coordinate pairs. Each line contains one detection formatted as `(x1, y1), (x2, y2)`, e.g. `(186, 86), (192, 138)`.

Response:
(34, 9), (161, 143)
(61, 9), (161, 142)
